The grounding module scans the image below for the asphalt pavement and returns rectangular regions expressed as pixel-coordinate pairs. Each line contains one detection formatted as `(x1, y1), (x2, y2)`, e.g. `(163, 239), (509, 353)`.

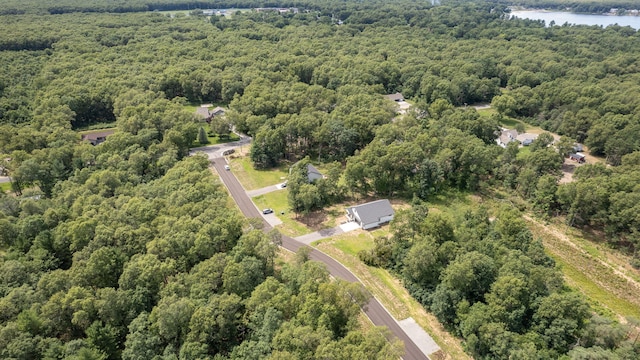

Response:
(211, 157), (431, 360)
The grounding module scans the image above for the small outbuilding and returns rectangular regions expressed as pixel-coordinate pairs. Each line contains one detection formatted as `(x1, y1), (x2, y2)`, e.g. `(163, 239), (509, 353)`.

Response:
(384, 92), (405, 102)
(569, 153), (586, 163)
(81, 130), (115, 146)
(210, 106), (226, 117)
(346, 199), (395, 230)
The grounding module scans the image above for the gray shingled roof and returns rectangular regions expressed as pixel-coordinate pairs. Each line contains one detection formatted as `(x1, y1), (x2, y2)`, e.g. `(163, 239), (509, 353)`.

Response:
(348, 199), (394, 226)
(307, 164), (322, 177)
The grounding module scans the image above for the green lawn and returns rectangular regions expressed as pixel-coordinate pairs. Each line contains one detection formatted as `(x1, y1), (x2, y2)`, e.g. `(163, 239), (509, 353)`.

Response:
(476, 107), (497, 117)
(77, 126), (117, 134)
(0, 182), (12, 192)
(333, 232), (375, 256)
(252, 190), (310, 237)
(190, 132), (240, 148)
(550, 252), (640, 319)
(230, 157), (289, 190)
(516, 145), (531, 159)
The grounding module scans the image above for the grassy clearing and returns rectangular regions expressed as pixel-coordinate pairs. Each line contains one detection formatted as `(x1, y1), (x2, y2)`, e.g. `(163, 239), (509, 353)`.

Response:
(190, 132), (240, 148)
(475, 107), (497, 117)
(524, 215), (640, 321)
(0, 182), (12, 192)
(230, 156), (289, 190)
(333, 232), (374, 257)
(77, 126), (117, 134)
(315, 232), (470, 360)
(516, 145), (531, 159)
(252, 190), (310, 237)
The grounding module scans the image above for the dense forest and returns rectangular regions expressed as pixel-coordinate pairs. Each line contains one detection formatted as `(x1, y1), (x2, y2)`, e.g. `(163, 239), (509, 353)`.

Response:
(2, 0), (640, 359)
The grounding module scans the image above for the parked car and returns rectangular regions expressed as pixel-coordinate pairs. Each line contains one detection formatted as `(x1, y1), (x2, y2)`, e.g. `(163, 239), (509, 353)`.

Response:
(262, 208), (274, 214)
(224, 165), (230, 170)
(281, 181), (287, 188)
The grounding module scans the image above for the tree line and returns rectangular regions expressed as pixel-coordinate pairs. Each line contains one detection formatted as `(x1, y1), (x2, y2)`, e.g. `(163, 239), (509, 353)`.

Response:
(359, 203), (640, 359)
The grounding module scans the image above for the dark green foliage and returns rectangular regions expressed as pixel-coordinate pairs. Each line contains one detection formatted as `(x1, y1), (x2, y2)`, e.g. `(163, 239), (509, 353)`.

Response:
(2, 1), (640, 358)
(363, 204), (609, 359)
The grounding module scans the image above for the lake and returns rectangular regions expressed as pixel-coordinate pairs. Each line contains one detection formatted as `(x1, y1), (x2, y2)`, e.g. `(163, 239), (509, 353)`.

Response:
(510, 10), (640, 29)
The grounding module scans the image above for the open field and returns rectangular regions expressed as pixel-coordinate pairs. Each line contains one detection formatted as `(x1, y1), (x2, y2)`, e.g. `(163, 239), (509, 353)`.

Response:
(77, 126), (117, 135)
(252, 190), (310, 237)
(0, 182), (12, 192)
(229, 156), (289, 190)
(190, 132), (240, 148)
(76, 123), (117, 131)
(524, 215), (640, 321)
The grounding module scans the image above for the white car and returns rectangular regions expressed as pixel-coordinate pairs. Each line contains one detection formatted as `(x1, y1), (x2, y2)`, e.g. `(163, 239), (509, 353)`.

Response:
(224, 165), (230, 171)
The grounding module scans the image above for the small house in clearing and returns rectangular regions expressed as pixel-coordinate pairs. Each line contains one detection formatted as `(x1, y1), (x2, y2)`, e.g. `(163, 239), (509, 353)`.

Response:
(346, 199), (395, 230)
(306, 164), (324, 183)
(290, 163), (325, 183)
(81, 130), (115, 146)
(384, 92), (405, 102)
(210, 106), (226, 117)
(569, 153), (586, 163)
(195, 105), (212, 121)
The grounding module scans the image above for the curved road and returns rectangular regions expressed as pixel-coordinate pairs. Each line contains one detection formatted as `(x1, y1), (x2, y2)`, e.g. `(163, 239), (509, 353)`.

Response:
(210, 157), (430, 360)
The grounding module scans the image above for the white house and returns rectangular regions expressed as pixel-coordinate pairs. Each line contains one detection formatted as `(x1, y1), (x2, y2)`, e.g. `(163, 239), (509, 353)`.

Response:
(346, 199), (395, 230)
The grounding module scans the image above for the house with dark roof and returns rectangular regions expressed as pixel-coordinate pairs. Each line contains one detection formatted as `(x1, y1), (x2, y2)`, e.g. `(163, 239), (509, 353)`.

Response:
(384, 92), (405, 102)
(81, 130), (115, 146)
(210, 106), (226, 117)
(346, 199), (395, 230)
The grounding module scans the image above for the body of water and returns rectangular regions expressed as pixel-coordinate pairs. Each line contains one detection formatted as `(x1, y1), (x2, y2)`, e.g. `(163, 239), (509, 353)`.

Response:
(510, 10), (640, 30)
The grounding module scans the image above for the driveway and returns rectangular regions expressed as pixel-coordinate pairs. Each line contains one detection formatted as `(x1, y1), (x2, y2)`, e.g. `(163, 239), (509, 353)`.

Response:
(247, 184), (283, 197)
(210, 157), (435, 360)
(294, 226), (345, 245)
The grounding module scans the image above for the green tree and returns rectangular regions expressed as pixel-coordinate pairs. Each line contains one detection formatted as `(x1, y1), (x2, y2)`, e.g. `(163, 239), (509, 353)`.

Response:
(197, 127), (208, 145)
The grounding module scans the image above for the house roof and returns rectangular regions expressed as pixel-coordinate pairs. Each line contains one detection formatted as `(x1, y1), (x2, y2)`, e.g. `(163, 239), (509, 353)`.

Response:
(347, 199), (394, 225)
(307, 164), (323, 178)
(195, 106), (211, 118)
(516, 132), (537, 143)
(499, 129), (519, 145)
(81, 130), (115, 141)
(384, 92), (405, 101)
(211, 106), (226, 115)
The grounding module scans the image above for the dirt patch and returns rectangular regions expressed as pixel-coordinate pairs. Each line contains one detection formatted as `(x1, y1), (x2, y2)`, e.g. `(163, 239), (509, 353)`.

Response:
(430, 350), (447, 360)
(559, 160), (576, 184)
(297, 211), (329, 230)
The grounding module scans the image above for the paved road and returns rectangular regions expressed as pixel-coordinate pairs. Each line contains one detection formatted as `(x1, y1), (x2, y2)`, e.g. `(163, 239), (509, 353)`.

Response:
(189, 135), (251, 159)
(0, 176), (10, 184)
(211, 158), (430, 360)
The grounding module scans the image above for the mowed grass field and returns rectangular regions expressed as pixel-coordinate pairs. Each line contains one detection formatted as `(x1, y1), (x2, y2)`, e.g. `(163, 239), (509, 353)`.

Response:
(252, 190), (310, 237)
(230, 156), (289, 190)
